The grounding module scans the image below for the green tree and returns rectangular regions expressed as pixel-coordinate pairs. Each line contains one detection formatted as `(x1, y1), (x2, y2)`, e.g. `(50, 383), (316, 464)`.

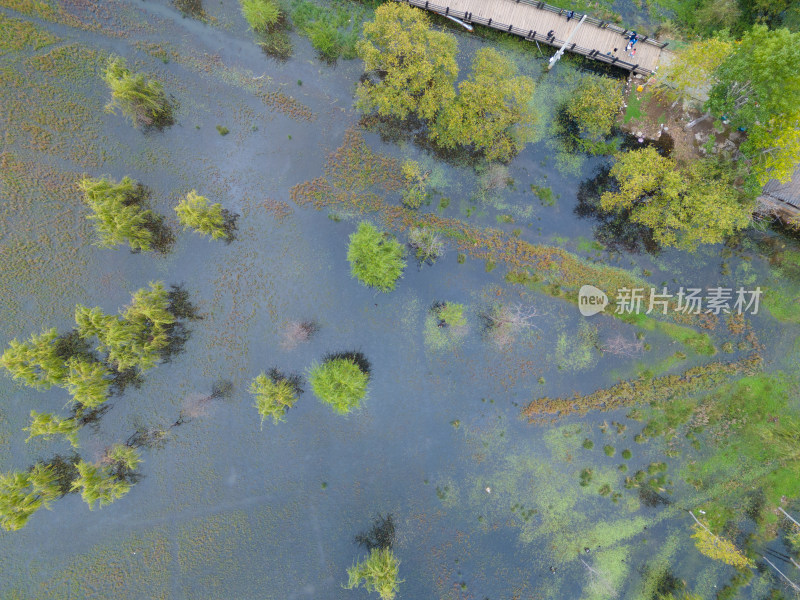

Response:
(0, 464), (61, 531)
(71, 460), (133, 510)
(250, 371), (299, 426)
(79, 175), (157, 252)
(64, 358), (111, 409)
(356, 3), (457, 121)
(431, 47), (535, 162)
(601, 147), (754, 249)
(400, 160), (428, 209)
(175, 190), (230, 241)
(309, 355), (369, 414)
(344, 548), (402, 600)
(0, 328), (67, 389)
(347, 222), (406, 292)
(690, 513), (753, 569)
(706, 25), (800, 184)
(564, 76), (624, 141)
(103, 56), (173, 128)
(105, 444), (142, 472)
(76, 282), (175, 372)
(25, 411), (81, 448)
(658, 37), (733, 104)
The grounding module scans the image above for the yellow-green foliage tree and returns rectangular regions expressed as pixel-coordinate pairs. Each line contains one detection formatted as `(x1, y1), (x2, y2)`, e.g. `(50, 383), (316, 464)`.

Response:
(103, 56), (173, 128)
(0, 328), (67, 389)
(565, 76), (624, 141)
(356, 3), (457, 121)
(24, 411), (81, 448)
(658, 37), (733, 104)
(0, 464), (60, 531)
(175, 190), (229, 241)
(64, 357), (111, 409)
(706, 25), (800, 185)
(71, 459), (134, 510)
(601, 147), (754, 249)
(691, 518), (753, 569)
(250, 371), (299, 427)
(430, 47), (535, 162)
(400, 160), (428, 208)
(344, 548), (402, 600)
(79, 175), (156, 252)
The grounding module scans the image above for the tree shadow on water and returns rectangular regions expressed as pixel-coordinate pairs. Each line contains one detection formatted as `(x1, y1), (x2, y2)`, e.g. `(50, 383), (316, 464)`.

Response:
(354, 513), (396, 551)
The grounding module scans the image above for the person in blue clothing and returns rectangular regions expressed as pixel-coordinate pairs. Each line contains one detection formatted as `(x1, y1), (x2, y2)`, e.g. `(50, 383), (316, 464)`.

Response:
(566, 10), (575, 21)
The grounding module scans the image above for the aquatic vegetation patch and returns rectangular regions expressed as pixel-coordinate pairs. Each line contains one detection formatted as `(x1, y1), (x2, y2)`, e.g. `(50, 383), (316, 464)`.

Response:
(289, 0), (371, 61)
(423, 302), (469, 352)
(0, 13), (60, 54)
(522, 354), (762, 423)
(554, 321), (599, 371)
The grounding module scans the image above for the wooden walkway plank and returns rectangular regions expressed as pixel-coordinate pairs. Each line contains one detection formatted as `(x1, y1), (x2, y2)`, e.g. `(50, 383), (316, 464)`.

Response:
(395, 0), (666, 74)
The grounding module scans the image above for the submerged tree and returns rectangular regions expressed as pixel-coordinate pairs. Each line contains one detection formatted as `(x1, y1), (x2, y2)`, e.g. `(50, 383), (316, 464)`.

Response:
(344, 548), (402, 600)
(76, 281), (176, 372)
(600, 147), (754, 249)
(103, 56), (174, 128)
(356, 3), (457, 122)
(0, 328), (68, 389)
(250, 369), (301, 427)
(0, 464), (61, 531)
(79, 175), (171, 252)
(175, 190), (237, 242)
(25, 411), (81, 448)
(347, 222), (406, 292)
(407, 227), (445, 266)
(71, 459), (134, 510)
(430, 47), (535, 162)
(400, 160), (428, 209)
(309, 353), (370, 415)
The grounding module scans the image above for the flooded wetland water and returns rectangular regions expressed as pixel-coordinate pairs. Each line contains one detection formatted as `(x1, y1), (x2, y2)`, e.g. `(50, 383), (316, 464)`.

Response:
(1, 0), (799, 598)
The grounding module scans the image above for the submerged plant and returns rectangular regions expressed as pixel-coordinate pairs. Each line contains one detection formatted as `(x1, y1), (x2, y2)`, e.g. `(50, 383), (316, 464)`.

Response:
(250, 370), (301, 426)
(103, 56), (174, 128)
(175, 190), (236, 242)
(0, 464), (61, 531)
(347, 222), (406, 292)
(24, 411), (81, 448)
(344, 547), (402, 600)
(309, 353), (370, 414)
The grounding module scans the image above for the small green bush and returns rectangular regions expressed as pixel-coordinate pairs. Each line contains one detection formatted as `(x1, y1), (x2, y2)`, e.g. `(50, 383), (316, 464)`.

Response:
(309, 354), (370, 414)
(622, 449), (632, 460)
(103, 56), (173, 128)
(347, 222), (406, 292)
(582, 438), (594, 449)
(345, 547), (402, 600)
(603, 445), (616, 457)
(250, 370), (300, 426)
(240, 0), (281, 31)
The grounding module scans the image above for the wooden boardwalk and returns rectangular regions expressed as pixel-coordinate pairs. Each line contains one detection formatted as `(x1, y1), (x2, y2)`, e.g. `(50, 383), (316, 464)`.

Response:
(396, 0), (667, 74)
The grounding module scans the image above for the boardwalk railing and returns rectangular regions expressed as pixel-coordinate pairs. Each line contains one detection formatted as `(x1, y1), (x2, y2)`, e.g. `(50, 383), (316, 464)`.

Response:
(395, 0), (666, 75)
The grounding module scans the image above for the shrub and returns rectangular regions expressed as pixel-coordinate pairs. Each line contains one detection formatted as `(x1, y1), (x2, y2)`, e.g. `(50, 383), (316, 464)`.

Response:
(79, 175), (171, 252)
(401, 160), (428, 208)
(603, 445), (616, 457)
(347, 222), (406, 292)
(0, 464), (61, 531)
(344, 548), (402, 600)
(103, 56), (173, 128)
(70, 460), (133, 510)
(175, 190), (236, 241)
(407, 227), (445, 265)
(435, 302), (466, 327)
(64, 358), (111, 409)
(308, 20), (341, 61)
(24, 411), (81, 448)
(250, 370), (300, 426)
(309, 354), (370, 414)
(240, 0), (281, 31)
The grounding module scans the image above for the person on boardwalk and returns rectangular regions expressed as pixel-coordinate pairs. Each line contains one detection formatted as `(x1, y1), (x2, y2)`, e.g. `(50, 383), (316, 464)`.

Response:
(566, 10), (575, 22)
(547, 29), (555, 41)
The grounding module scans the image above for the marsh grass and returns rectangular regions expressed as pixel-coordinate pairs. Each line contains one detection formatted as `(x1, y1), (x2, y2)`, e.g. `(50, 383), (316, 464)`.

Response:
(309, 352), (370, 414)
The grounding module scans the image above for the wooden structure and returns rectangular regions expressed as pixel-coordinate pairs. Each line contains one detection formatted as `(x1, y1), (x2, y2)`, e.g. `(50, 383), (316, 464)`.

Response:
(760, 166), (800, 224)
(396, 0), (668, 74)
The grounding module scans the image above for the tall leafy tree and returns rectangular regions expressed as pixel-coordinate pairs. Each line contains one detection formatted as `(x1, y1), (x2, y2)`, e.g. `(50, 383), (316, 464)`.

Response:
(706, 25), (800, 184)
(563, 76), (624, 142)
(658, 37), (733, 104)
(64, 358), (112, 409)
(71, 460), (133, 510)
(347, 222), (406, 292)
(103, 56), (173, 128)
(175, 190), (232, 241)
(25, 411), (81, 448)
(355, 3), (458, 121)
(0, 328), (67, 389)
(430, 48), (535, 162)
(601, 147), (754, 249)
(0, 464), (61, 531)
